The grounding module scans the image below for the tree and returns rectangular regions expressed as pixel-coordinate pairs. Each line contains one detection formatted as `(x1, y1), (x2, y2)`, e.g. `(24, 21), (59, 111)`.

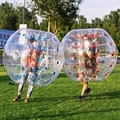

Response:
(94, 17), (102, 28)
(0, 1), (39, 30)
(71, 15), (88, 29)
(32, 0), (84, 36)
(14, 6), (38, 29)
(39, 20), (48, 31)
(0, 2), (17, 30)
(102, 9), (120, 48)
(77, 15), (88, 28)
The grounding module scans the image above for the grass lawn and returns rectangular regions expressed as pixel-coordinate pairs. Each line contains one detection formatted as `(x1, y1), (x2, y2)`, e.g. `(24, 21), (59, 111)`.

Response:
(0, 65), (120, 120)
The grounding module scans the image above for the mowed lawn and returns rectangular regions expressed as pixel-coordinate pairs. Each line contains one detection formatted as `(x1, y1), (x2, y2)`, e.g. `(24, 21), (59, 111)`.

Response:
(0, 65), (120, 120)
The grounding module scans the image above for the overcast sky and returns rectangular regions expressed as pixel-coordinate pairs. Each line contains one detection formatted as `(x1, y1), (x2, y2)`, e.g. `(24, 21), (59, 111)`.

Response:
(0, 0), (120, 23)
(79, 0), (120, 22)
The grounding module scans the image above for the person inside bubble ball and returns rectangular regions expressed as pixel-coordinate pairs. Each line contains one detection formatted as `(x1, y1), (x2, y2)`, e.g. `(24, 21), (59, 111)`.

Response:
(78, 34), (97, 101)
(13, 38), (41, 103)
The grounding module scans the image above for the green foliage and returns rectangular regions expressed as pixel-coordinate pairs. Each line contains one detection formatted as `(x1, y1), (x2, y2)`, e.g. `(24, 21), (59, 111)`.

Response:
(118, 52), (120, 57)
(32, 0), (83, 36)
(0, 1), (119, 47)
(39, 20), (48, 31)
(0, 2), (38, 30)
(0, 65), (120, 120)
(0, 49), (3, 58)
(58, 31), (66, 41)
(0, 2), (17, 30)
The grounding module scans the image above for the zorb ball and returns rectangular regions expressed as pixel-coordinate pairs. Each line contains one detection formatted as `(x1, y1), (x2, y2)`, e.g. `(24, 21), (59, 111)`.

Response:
(60, 28), (117, 82)
(3, 28), (64, 86)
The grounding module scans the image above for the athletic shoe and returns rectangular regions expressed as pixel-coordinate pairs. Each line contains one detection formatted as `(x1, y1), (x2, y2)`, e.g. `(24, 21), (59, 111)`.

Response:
(84, 88), (91, 97)
(78, 95), (85, 101)
(24, 98), (29, 103)
(13, 95), (21, 101)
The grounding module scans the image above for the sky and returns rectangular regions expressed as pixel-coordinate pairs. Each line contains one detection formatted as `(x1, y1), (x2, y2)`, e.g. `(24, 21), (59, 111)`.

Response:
(0, 0), (120, 23)
(79, 0), (120, 22)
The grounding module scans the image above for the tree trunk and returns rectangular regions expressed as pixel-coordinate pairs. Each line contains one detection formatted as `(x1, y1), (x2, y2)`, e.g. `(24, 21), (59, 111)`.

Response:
(47, 17), (51, 32)
(52, 21), (59, 37)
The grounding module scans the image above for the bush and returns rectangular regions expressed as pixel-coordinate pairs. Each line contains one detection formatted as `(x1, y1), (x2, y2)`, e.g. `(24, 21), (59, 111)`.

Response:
(0, 49), (3, 58)
(118, 52), (120, 58)
(117, 47), (120, 53)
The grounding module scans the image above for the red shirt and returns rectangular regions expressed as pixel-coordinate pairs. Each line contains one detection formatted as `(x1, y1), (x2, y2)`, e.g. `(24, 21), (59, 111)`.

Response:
(25, 49), (41, 69)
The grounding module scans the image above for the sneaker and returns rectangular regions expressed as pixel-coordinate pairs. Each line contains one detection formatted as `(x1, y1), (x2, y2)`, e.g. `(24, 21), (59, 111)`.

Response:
(78, 95), (85, 101)
(84, 88), (91, 97)
(13, 95), (21, 101)
(24, 98), (29, 103)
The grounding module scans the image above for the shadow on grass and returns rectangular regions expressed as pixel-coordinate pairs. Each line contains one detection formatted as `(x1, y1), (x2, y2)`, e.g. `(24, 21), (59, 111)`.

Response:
(9, 107), (120, 120)
(57, 72), (68, 78)
(90, 90), (120, 100)
(32, 89), (120, 104)
(24, 91), (120, 119)
(34, 107), (120, 118)
(0, 75), (11, 83)
(3, 89), (120, 119)
(0, 75), (17, 86)
(32, 95), (75, 103)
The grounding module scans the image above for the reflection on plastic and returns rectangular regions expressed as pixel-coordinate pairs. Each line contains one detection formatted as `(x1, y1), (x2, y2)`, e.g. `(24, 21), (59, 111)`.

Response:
(60, 28), (118, 82)
(3, 28), (64, 86)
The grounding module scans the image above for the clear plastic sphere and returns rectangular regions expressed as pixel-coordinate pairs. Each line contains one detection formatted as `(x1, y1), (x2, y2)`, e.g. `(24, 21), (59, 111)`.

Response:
(3, 28), (64, 86)
(60, 28), (118, 82)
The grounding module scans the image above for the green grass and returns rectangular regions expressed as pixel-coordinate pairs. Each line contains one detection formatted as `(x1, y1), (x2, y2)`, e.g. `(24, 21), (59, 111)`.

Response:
(0, 65), (120, 120)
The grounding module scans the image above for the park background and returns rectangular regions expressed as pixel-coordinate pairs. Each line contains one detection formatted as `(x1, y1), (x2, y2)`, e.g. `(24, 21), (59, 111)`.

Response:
(0, 0), (120, 119)
(0, 0), (120, 52)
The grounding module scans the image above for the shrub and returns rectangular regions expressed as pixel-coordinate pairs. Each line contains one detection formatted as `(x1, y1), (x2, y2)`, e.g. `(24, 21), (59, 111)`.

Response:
(0, 49), (3, 58)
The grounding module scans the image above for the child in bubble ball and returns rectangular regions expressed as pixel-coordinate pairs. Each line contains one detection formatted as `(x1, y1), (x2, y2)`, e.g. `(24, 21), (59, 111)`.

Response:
(78, 34), (97, 101)
(13, 39), (41, 103)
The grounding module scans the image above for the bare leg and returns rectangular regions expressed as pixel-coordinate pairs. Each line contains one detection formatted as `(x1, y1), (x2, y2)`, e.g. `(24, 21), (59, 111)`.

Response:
(80, 81), (88, 96)
(78, 80), (91, 101)
(77, 74), (88, 96)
